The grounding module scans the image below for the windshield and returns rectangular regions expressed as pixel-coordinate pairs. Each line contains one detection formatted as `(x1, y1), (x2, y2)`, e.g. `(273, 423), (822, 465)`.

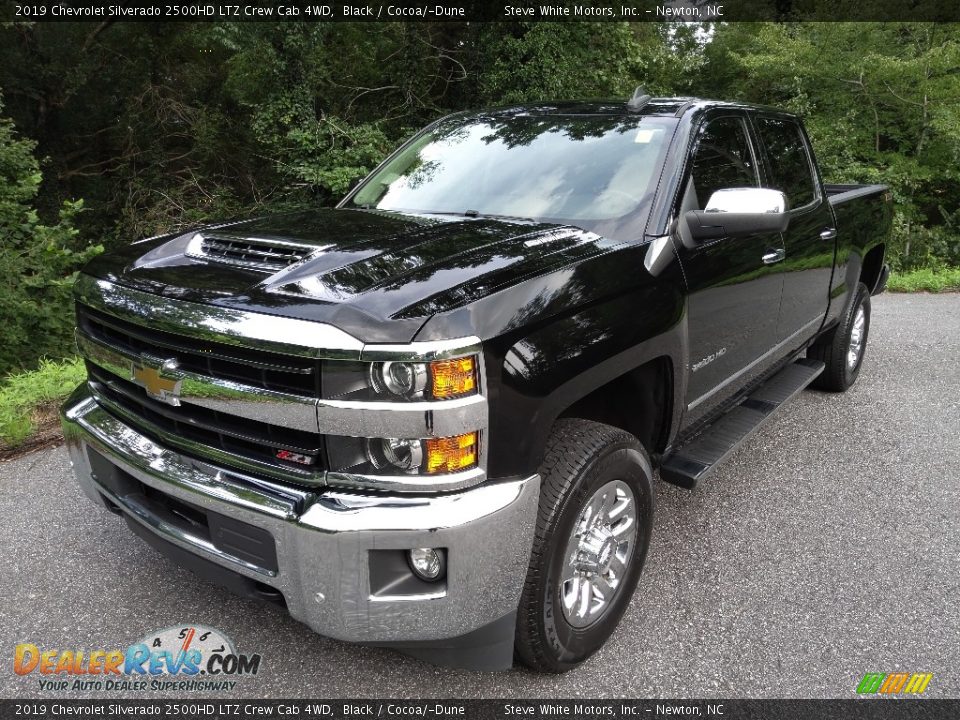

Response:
(349, 113), (676, 240)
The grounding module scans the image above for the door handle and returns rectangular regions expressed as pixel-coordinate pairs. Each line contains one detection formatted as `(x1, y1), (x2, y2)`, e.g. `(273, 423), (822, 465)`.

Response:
(762, 249), (785, 265)
(820, 228), (837, 240)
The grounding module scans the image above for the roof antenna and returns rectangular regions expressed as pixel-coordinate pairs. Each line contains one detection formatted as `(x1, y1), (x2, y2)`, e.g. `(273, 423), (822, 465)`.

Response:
(628, 86), (652, 111)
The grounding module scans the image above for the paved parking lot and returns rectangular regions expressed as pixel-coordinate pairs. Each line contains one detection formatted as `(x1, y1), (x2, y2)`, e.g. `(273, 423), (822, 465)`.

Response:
(1, 293), (957, 699)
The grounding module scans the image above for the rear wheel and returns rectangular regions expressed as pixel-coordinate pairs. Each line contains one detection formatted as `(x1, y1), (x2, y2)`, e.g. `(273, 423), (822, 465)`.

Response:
(808, 281), (871, 392)
(515, 419), (654, 673)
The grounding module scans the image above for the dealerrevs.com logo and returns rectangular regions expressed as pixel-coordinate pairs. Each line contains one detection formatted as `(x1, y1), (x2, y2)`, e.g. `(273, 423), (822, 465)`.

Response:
(13, 625), (262, 692)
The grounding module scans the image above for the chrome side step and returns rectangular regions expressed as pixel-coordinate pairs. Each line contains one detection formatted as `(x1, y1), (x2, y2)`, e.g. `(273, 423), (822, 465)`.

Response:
(660, 358), (825, 489)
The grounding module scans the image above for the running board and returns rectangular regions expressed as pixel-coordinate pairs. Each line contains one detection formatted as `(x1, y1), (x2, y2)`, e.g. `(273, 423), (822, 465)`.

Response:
(660, 358), (825, 489)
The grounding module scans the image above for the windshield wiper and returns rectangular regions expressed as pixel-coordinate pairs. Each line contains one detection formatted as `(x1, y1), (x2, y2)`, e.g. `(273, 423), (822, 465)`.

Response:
(467, 210), (538, 222)
(419, 210), (537, 223)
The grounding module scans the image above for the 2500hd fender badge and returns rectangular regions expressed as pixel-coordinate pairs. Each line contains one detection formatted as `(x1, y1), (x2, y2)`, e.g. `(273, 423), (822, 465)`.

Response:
(13, 625), (261, 693)
(692, 347), (727, 373)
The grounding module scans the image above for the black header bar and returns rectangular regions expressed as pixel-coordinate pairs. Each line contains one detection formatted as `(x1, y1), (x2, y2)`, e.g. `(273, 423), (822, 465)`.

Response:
(1, 699), (956, 720)
(3, 0), (960, 23)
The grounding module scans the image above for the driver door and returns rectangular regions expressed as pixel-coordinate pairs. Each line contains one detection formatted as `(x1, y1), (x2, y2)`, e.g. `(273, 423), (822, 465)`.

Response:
(673, 113), (786, 423)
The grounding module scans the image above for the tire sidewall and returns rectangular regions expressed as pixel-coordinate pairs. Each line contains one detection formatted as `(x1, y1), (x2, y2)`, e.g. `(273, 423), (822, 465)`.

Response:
(538, 444), (653, 669)
(842, 285), (871, 387)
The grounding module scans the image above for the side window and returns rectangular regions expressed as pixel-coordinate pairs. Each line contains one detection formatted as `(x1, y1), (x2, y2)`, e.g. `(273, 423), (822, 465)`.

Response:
(755, 117), (817, 210)
(689, 117), (759, 209)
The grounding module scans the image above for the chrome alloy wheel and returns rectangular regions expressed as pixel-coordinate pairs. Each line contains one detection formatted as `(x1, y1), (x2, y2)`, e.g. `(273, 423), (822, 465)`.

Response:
(560, 479), (638, 628)
(848, 305), (866, 370)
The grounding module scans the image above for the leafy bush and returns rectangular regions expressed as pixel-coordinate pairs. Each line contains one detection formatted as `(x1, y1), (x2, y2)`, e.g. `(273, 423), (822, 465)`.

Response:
(888, 268), (960, 293)
(254, 107), (393, 198)
(0, 99), (102, 375)
(0, 357), (86, 447)
(889, 219), (960, 272)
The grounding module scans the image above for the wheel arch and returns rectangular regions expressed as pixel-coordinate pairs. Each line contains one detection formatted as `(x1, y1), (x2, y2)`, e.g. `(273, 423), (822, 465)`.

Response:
(555, 356), (674, 460)
(860, 243), (886, 294)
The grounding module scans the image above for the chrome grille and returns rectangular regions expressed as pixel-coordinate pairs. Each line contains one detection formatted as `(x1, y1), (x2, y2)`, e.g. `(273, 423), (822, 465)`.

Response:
(77, 305), (320, 397)
(188, 232), (316, 272)
(76, 298), (326, 484)
(86, 363), (324, 479)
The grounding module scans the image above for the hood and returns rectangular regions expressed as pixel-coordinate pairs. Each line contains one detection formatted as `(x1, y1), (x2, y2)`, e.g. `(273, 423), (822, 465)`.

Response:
(83, 208), (620, 343)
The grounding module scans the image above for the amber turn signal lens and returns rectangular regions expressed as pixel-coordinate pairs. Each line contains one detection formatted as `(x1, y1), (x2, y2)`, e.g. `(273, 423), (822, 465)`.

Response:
(430, 356), (477, 399)
(424, 432), (478, 474)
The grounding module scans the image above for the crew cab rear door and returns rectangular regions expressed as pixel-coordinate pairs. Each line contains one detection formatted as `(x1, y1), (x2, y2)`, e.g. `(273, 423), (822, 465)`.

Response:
(751, 115), (835, 343)
(673, 112), (786, 420)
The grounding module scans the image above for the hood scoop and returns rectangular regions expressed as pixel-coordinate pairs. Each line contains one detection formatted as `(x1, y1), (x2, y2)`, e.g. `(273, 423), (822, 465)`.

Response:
(185, 232), (321, 273)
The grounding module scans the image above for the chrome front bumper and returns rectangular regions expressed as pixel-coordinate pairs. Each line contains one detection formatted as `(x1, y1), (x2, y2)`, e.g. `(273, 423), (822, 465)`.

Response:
(61, 384), (539, 654)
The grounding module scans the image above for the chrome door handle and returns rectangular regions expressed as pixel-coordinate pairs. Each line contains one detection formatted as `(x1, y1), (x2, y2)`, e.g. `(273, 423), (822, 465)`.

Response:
(762, 249), (786, 265)
(820, 228), (837, 240)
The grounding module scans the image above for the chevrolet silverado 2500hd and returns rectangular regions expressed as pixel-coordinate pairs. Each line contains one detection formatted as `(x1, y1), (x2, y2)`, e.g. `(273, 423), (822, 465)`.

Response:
(61, 92), (892, 673)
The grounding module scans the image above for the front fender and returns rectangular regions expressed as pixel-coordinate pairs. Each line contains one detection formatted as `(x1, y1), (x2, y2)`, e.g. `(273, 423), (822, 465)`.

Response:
(486, 285), (686, 478)
(415, 243), (689, 480)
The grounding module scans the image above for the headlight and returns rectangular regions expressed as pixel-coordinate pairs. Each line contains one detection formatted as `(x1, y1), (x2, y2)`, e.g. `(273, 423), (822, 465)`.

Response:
(365, 355), (478, 400)
(364, 431), (478, 475)
(368, 361), (428, 397)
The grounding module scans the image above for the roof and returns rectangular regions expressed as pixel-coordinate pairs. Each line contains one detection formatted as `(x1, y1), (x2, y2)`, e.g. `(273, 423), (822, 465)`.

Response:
(475, 97), (797, 119)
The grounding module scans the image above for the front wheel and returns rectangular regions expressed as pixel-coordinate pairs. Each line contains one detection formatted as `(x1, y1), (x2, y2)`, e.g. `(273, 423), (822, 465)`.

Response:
(808, 281), (872, 392)
(515, 419), (654, 673)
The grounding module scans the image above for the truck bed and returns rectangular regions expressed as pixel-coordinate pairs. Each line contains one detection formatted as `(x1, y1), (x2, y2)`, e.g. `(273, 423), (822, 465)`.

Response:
(824, 182), (892, 297)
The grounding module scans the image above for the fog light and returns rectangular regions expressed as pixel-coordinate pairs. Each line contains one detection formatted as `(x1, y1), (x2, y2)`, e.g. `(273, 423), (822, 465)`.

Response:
(367, 437), (423, 473)
(408, 548), (445, 582)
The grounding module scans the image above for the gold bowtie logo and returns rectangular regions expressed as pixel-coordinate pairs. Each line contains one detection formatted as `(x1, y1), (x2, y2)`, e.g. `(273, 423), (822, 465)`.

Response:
(131, 357), (182, 406)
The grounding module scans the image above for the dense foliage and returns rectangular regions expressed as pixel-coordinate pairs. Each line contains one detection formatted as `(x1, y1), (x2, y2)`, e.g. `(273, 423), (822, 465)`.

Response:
(0, 95), (101, 374)
(707, 23), (960, 271)
(0, 20), (958, 374)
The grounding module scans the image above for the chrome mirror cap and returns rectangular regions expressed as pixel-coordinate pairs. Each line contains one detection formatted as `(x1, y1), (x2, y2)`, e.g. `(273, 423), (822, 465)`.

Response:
(704, 188), (788, 214)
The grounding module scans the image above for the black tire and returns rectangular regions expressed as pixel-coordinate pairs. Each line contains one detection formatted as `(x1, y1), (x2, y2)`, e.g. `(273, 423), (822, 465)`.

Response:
(808, 281), (871, 392)
(515, 419), (654, 673)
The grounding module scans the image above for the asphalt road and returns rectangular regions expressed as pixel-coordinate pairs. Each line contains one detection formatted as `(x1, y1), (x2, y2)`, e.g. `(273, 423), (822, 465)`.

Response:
(1, 293), (958, 699)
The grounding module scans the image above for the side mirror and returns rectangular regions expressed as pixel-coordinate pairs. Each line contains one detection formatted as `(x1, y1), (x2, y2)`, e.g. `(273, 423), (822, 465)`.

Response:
(684, 188), (789, 241)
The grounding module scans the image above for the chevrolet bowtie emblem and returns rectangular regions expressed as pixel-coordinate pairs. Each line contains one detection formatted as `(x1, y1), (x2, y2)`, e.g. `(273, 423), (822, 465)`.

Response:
(130, 356), (183, 406)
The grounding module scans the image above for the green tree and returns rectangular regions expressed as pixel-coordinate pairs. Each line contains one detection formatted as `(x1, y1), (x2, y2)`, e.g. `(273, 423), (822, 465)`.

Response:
(0, 96), (101, 374)
(476, 22), (703, 103)
(702, 22), (960, 270)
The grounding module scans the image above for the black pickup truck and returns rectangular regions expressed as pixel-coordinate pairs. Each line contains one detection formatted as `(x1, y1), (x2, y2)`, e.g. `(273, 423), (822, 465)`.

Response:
(61, 92), (891, 673)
